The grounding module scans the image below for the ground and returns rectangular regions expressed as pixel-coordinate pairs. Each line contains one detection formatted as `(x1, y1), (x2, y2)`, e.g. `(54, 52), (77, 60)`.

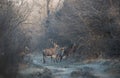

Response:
(17, 52), (120, 78)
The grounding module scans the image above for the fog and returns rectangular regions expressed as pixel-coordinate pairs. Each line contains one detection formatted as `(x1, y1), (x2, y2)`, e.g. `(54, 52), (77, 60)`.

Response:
(0, 0), (120, 78)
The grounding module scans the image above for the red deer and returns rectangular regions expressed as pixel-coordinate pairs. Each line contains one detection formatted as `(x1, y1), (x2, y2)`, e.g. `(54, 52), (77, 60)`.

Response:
(63, 43), (78, 59)
(42, 43), (59, 63)
(19, 46), (31, 64)
(56, 47), (66, 62)
(19, 46), (30, 57)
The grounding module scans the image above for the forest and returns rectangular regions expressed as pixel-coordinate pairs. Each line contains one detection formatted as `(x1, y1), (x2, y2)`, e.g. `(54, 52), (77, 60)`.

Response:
(0, 0), (120, 78)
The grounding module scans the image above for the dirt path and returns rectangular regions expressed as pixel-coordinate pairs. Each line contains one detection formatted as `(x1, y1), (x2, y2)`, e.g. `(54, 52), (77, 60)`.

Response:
(18, 53), (120, 78)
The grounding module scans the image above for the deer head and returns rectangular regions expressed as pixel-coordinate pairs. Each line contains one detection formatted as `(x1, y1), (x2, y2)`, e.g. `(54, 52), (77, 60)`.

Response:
(53, 43), (59, 49)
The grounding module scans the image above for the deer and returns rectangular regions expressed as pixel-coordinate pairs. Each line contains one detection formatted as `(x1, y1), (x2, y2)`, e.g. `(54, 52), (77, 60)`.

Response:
(19, 46), (31, 58)
(56, 47), (66, 62)
(19, 46), (32, 66)
(42, 42), (59, 63)
(62, 43), (77, 59)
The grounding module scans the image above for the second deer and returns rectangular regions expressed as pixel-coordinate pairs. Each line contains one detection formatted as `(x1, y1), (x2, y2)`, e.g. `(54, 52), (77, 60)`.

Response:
(42, 42), (59, 63)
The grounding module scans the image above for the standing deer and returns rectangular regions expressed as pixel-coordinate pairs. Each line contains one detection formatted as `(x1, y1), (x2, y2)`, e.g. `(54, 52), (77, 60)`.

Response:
(56, 47), (66, 62)
(63, 43), (77, 58)
(19, 46), (30, 59)
(42, 42), (59, 63)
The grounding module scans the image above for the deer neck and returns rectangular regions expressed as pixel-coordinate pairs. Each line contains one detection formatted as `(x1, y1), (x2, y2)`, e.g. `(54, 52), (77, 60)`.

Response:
(54, 47), (57, 50)
(54, 47), (58, 50)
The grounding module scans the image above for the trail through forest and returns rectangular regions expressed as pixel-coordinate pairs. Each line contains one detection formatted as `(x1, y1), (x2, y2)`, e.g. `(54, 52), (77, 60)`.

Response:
(17, 53), (120, 78)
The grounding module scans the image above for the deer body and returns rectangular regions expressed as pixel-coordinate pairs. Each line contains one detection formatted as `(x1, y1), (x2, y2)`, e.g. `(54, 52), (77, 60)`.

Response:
(56, 47), (65, 62)
(43, 43), (59, 63)
(63, 43), (77, 58)
(43, 48), (56, 56)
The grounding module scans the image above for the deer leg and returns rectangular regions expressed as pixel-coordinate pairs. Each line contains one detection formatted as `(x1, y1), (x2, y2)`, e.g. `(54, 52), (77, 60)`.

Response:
(51, 56), (53, 63)
(55, 55), (58, 63)
(43, 54), (46, 63)
(60, 55), (62, 62)
(53, 56), (56, 63)
(58, 55), (60, 62)
(53, 57), (56, 63)
(43, 57), (45, 63)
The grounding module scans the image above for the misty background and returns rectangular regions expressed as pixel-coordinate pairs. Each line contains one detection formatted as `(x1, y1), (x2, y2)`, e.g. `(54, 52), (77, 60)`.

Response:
(0, 0), (120, 78)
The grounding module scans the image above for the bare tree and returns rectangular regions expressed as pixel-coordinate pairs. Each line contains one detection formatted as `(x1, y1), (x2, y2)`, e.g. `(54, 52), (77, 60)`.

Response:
(0, 0), (33, 78)
(44, 0), (120, 59)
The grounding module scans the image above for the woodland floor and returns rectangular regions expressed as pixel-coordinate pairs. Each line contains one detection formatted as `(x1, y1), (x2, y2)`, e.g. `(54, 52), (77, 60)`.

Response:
(17, 52), (120, 78)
